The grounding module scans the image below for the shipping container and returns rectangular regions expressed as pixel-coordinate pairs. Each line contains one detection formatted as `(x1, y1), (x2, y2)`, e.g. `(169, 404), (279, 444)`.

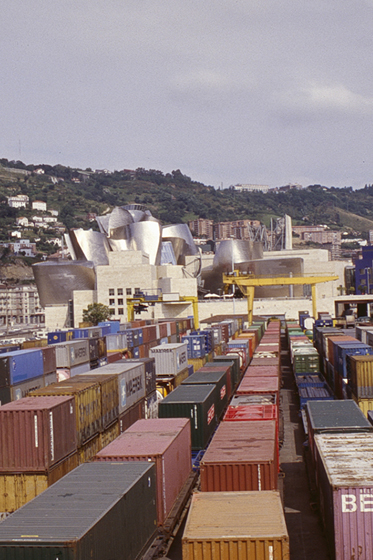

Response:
(30, 379), (102, 446)
(352, 393), (373, 417)
(124, 357), (156, 396)
(0, 452), (78, 513)
(41, 345), (56, 375)
(146, 390), (158, 419)
(306, 400), (372, 466)
(0, 348), (44, 387)
(52, 339), (90, 369)
(98, 320), (121, 333)
(0, 462), (158, 560)
(182, 491), (289, 560)
(298, 384), (333, 409)
(118, 397), (146, 433)
(348, 354), (373, 398)
(47, 330), (73, 344)
(150, 343), (188, 375)
(158, 384), (218, 450)
(74, 373), (119, 430)
(181, 368), (229, 419)
(106, 332), (128, 353)
(200, 420), (278, 491)
(95, 417), (191, 525)
(245, 364), (280, 378)
(89, 361), (145, 415)
(213, 355), (241, 389)
(99, 421), (120, 449)
(78, 434), (102, 464)
(236, 375), (280, 398)
(0, 375), (45, 405)
(314, 432), (373, 560)
(0, 396), (76, 472)
(56, 361), (91, 382)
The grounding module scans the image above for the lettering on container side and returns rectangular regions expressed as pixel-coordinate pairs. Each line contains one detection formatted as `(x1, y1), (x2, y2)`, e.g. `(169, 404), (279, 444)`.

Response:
(342, 493), (373, 513)
(258, 464), (261, 491)
(220, 385), (226, 400)
(207, 404), (215, 425)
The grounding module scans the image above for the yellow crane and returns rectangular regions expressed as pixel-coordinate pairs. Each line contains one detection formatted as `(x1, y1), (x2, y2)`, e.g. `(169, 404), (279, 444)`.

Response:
(223, 271), (339, 325)
(127, 294), (199, 329)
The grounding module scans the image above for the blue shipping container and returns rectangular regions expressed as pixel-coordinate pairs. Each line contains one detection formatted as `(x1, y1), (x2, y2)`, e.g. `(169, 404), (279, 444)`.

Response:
(98, 321), (121, 334)
(0, 348), (44, 386)
(335, 342), (373, 378)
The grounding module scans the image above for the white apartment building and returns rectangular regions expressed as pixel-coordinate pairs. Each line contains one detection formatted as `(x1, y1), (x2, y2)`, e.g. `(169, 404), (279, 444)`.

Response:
(32, 200), (47, 212)
(7, 195), (29, 208)
(0, 284), (44, 326)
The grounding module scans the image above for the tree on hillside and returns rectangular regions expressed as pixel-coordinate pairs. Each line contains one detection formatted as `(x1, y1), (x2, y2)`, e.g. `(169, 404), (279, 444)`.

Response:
(82, 303), (113, 325)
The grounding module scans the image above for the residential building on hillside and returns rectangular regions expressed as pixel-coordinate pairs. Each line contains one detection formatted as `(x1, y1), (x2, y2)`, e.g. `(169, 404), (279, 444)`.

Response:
(7, 195), (29, 208)
(188, 219), (214, 238)
(231, 184), (271, 193)
(32, 200), (47, 212)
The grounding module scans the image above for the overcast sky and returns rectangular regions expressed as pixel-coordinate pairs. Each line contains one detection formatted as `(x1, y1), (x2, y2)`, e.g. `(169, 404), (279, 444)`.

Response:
(2, 1), (373, 189)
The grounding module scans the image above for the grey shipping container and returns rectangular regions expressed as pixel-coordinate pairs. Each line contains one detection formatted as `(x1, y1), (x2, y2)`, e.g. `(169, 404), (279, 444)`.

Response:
(124, 358), (156, 396)
(53, 340), (90, 368)
(0, 461), (157, 560)
(213, 355), (240, 388)
(158, 384), (218, 450)
(150, 343), (188, 375)
(315, 432), (373, 560)
(41, 346), (57, 375)
(92, 361), (145, 414)
(181, 368), (228, 420)
(0, 374), (49, 405)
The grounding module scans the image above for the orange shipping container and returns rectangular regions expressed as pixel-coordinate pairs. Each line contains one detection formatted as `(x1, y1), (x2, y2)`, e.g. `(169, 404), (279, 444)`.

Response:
(182, 491), (289, 560)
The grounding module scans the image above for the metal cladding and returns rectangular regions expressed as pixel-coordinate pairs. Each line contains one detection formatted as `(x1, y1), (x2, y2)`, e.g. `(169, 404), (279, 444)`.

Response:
(32, 260), (96, 307)
(33, 202), (202, 304)
(68, 228), (111, 266)
(126, 221), (162, 265)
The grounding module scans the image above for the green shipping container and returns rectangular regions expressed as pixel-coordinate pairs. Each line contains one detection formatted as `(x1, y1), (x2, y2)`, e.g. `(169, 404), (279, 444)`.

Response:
(213, 356), (240, 389)
(158, 384), (218, 450)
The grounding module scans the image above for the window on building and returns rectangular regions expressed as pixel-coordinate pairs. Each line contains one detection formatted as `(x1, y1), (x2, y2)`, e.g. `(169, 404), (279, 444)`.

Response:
(118, 298), (123, 306)
(117, 288), (123, 295)
(126, 288), (132, 296)
(109, 288), (115, 296)
(109, 308), (115, 315)
(109, 298), (115, 305)
(118, 308), (124, 315)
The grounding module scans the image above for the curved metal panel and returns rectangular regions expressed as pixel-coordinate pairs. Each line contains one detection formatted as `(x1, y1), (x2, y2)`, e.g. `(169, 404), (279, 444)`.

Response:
(69, 229), (110, 266)
(108, 207), (134, 239)
(108, 238), (131, 251)
(32, 261), (96, 307)
(121, 204), (148, 222)
(127, 221), (162, 265)
(213, 239), (256, 271)
(162, 224), (198, 258)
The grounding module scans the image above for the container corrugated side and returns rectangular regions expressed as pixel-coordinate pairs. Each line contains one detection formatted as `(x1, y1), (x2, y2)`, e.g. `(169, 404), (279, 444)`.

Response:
(0, 452), (78, 513)
(348, 354), (373, 398)
(200, 420), (277, 492)
(53, 339), (90, 368)
(94, 417), (191, 525)
(0, 462), (157, 560)
(314, 432), (373, 560)
(74, 373), (119, 429)
(90, 361), (145, 414)
(0, 349), (44, 387)
(150, 343), (188, 375)
(0, 396), (77, 472)
(30, 380), (102, 446)
(182, 491), (289, 560)
(0, 375), (45, 405)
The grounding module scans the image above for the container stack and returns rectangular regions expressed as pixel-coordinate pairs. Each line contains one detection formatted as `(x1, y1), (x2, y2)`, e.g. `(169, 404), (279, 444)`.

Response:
(0, 347), (57, 406)
(0, 395), (78, 516)
(150, 342), (189, 397)
(347, 354), (373, 414)
(52, 339), (91, 381)
(0, 462), (158, 560)
(93, 417), (192, 526)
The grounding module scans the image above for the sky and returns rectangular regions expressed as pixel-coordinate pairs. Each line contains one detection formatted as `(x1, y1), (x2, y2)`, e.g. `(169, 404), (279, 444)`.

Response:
(2, 0), (373, 190)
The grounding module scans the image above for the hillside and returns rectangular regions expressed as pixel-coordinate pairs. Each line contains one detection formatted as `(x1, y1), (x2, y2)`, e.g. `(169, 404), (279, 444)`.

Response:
(1, 158), (373, 246)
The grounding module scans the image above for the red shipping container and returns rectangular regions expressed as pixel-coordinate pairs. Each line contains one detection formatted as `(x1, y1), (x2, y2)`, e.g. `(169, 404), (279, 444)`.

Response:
(236, 375), (279, 398)
(142, 325), (157, 344)
(107, 351), (123, 364)
(327, 335), (356, 366)
(244, 365), (280, 378)
(250, 357), (280, 368)
(94, 418), (191, 525)
(118, 397), (145, 433)
(0, 396), (77, 472)
(200, 420), (278, 491)
(240, 330), (258, 349)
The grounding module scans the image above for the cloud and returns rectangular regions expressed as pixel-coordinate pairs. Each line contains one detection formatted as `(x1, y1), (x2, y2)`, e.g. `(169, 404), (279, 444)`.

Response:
(272, 82), (373, 123)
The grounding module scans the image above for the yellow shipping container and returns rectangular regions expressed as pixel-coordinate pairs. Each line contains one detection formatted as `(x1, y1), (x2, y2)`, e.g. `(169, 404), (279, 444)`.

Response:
(100, 421), (120, 449)
(352, 393), (373, 417)
(183, 491), (289, 560)
(348, 355), (373, 399)
(21, 339), (48, 349)
(188, 356), (207, 370)
(30, 379), (102, 447)
(0, 452), (78, 514)
(174, 366), (189, 387)
(78, 434), (102, 464)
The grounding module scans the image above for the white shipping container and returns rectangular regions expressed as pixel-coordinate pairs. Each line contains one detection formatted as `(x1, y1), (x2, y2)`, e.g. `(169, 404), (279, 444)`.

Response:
(54, 340), (90, 368)
(86, 361), (145, 414)
(57, 362), (91, 382)
(106, 333), (127, 352)
(87, 326), (102, 338)
(150, 343), (188, 375)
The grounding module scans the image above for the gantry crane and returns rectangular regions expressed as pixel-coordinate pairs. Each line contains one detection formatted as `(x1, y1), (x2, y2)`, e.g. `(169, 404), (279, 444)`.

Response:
(127, 293), (199, 329)
(223, 271), (339, 325)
